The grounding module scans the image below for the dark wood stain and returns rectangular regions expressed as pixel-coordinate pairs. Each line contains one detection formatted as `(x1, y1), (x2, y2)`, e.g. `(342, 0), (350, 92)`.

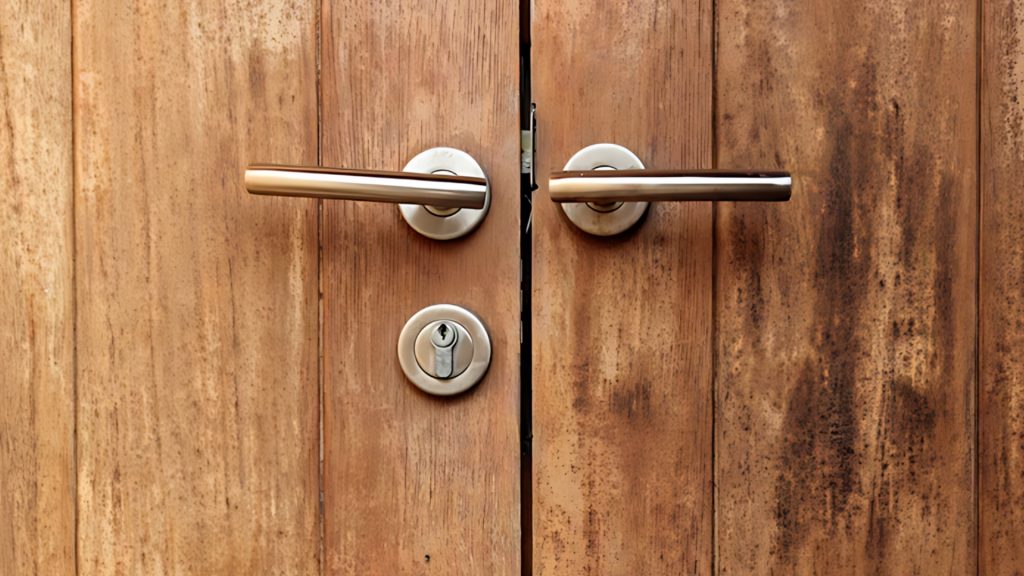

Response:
(981, 0), (1024, 573)
(716, 0), (976, 573)
(533, 0), (713, 573)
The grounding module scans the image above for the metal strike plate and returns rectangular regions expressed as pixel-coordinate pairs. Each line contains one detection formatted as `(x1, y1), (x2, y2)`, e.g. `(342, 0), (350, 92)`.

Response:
(398, 304), (491, 396)
(557, 143), (648, 236)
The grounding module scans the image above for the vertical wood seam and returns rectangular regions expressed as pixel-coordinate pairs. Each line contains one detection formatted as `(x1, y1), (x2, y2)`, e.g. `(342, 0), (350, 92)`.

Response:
(711, 0), (719, 572)
(70, 0), (79, 572)
(975, 0), (983, 573)
(316, 0), (325, 573)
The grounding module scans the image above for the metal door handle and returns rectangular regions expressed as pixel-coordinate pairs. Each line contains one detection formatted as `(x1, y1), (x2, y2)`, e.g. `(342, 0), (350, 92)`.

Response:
(549, 170), (791, 203)
(550, 143), (791, 235)
(245, 147), (490, 240)
(246, 165), (486, 208)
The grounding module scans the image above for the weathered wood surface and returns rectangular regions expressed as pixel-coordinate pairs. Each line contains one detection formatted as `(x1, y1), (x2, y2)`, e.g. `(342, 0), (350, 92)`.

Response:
(0, 0), (74, 573)
(532, 1), (714, 573)
(74, 1), (320, 573)
(320, 1), (521, 574)
(4, 1), (1022, 573)
(981, 0), (1024, 573)
(716, 0), (977, 572)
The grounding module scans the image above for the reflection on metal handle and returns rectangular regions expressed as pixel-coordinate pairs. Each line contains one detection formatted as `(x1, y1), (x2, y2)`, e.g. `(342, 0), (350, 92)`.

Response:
(554, 143), (792, 236)
(549, 169), (791, 203)
(245, 164), (487, 209)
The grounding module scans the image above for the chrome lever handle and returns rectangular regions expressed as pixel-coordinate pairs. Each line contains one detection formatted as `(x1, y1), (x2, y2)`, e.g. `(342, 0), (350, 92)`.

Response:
(551, 144), (791, 236)
(245, 147), (490, 240)
(549, 169), (791, 203)
(245, 165), (486, 209)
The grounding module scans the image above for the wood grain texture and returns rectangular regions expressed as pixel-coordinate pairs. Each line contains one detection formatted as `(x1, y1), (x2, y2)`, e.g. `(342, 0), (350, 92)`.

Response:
(320, 1), (520, 574)
(532, 2), (713, 573)
(75, 1), (320, 573)
(981, 0), (1024, 572)
(716, 1), (977, 573)
(0, 1), (74, 574)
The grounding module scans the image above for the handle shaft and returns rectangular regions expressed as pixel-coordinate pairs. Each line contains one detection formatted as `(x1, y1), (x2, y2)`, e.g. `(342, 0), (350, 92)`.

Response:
(246, 164), (487, 209)
(549, 169), (791, 203)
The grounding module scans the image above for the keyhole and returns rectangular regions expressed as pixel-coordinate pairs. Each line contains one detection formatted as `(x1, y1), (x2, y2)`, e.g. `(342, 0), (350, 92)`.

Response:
(430, 322), (457, 379)
(431, 321), (456, 348)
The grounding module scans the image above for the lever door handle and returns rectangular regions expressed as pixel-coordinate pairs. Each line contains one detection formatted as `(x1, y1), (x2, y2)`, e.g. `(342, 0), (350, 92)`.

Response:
(245, 165), (486, 208)
(550, 143), (791, 236)
(245, 147), (490, 240)
(549, 170), (791, 203)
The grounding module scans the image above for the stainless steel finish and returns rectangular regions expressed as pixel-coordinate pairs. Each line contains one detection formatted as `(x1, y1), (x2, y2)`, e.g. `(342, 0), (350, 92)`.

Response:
(245, 166), (485, 207)
(550, 171), (792, 202)
(245, 147), (490, 240)
(400, 148), (491, 240)
(556, 144), (648, 236)
(399, 304), (491, 396)
(552, 143), (792, 236)
(420, 170), (463, 217)
(415, 320), (473, 380)
(522, 103), (536, 187)
(430, 322), (457, 347)
(430, 323), (455, 378)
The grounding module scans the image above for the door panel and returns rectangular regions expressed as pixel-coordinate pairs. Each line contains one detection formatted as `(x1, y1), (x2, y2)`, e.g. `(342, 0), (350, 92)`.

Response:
(716, 1), (977, 573)
(532, 2), (713, 573)
(4, 0), (1024, 573)
(981, 0), (1024, 572)
(0, 1), (74, 573)
(320, 2), (520, 574)
(75, 1), (320, 573)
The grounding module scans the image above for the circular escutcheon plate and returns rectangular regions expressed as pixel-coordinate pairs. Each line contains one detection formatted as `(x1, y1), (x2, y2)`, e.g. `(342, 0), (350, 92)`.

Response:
(400, 148), (490, 240)
(559, 143), (649, 236)
(397, 304), (491, 396)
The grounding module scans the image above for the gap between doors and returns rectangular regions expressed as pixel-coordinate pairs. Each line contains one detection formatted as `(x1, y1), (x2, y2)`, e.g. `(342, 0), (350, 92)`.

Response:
(519, 0), (535, 573)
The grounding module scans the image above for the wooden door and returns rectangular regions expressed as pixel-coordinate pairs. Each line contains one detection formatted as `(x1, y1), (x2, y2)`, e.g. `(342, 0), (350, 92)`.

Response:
(532, 1), (714, 573)
(319, 2), (521, 574)
(4, 1), (1024, 574)
(715, 3), (975, 572)
(74, 2), (321, 572)
(531, 1), (1018, 575)
(4, 1), (520, 574)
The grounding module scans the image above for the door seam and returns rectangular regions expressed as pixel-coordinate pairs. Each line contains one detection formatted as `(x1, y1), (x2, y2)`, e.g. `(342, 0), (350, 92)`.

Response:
(519, 0), (534, 573)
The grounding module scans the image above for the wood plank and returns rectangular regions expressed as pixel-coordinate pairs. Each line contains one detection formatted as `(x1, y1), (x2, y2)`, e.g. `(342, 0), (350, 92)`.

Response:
(319, 2), (520, 574)
(716, 1), (977, 572)
(74, 1), (320, 573)
(0, 1), (74, 573)
(981, 0), (1024, 572)
(532, 2), (713, 573)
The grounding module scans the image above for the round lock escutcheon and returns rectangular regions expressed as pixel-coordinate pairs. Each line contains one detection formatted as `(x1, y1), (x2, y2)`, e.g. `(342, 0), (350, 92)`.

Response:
(398, 304), (491, 396)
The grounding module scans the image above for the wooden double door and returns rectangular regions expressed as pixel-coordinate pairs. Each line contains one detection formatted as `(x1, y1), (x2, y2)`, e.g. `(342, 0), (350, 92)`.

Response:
(4, 0), (1023, 574)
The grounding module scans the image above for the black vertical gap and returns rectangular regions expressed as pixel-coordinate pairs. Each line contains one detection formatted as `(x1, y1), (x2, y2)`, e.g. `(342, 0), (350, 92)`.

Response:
(519, 0), (534, 573)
